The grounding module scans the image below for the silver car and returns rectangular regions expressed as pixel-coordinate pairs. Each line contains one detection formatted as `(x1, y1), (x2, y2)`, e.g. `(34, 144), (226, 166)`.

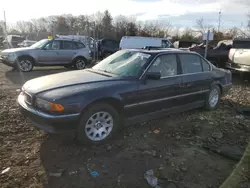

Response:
(0, 38), (92, 72)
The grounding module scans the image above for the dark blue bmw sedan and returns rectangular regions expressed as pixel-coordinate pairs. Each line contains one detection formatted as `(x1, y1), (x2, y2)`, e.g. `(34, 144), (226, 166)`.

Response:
(18, 49), (232, 144)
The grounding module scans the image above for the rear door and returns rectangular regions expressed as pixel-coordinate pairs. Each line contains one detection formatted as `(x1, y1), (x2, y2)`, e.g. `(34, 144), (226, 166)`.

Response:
(58, 40), (76, 64)
(178, 53), (212, 105)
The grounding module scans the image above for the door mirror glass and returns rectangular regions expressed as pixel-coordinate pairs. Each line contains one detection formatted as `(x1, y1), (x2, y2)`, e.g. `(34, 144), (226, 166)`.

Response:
(146, 72), (161, 80)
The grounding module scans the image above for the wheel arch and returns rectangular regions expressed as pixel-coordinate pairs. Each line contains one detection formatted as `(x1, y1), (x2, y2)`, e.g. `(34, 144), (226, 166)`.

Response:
(211, 81), (222, 94)
(17, 55), (36, 64)
(71, 56), (87, 64)
(81, 97), (124, 116)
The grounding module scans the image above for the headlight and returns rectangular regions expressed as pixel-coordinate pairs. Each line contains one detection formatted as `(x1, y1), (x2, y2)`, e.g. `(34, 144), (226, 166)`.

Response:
(35, 98), (64, 112)
(7, 53), (16, 61)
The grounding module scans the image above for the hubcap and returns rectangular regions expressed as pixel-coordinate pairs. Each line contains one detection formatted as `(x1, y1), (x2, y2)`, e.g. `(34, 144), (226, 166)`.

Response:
(85, 111), (114, 141)
(76, 59), (86, 69)
(19, 60), (32, 71)
(209, 88), (219, 107)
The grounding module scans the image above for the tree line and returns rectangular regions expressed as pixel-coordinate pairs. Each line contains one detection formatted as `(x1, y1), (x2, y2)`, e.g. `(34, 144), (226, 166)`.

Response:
(0, 10), (247, 43)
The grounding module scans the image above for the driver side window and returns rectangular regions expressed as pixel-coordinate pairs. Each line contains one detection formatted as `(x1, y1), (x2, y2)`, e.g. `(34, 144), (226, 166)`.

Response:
(148, 54), (178, 78)
(43, 40), (61, 50)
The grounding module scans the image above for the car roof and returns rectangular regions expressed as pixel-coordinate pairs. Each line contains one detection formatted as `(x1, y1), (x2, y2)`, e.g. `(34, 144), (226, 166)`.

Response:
(125, 48), (198, 55)
(54, 38), (82, 42)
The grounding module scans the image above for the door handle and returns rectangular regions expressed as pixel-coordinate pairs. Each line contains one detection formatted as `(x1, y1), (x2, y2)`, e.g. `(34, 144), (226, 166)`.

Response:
(178, 83), (185, 88)
(179, 83), (191, 88)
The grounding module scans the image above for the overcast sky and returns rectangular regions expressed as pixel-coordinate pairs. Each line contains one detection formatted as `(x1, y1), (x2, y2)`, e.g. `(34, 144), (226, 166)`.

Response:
(1, 0), (249, 28)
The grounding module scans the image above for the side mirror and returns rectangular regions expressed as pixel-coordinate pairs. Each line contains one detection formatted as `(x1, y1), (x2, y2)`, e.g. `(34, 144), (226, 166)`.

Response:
(145, 72), (161, 80)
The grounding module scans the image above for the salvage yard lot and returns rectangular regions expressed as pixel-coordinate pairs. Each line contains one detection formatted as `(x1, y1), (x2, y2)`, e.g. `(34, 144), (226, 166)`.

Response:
(0, 64), (249, 188)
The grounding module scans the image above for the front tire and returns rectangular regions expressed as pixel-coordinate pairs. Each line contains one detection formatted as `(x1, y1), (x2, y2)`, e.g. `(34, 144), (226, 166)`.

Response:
(76, 103), (120, 144)
(17, 57), (34, 72)
(205, 85), (221, 110)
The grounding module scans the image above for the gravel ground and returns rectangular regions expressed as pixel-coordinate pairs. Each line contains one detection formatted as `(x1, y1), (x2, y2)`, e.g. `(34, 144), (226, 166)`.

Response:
(0, 64), (249, 188)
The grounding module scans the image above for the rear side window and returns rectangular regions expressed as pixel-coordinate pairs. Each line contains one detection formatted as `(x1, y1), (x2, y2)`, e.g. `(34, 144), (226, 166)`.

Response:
(179, 54), (202, 74)
(62, 41), (73, 49)
(73, 42), (85, 49)
(201, 58), (210, 71)
(103, 40), (119, 48)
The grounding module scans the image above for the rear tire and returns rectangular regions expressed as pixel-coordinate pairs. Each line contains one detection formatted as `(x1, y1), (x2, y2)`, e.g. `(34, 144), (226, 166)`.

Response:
(205, 85), (221, 110)
(76, 103), (120, 145)
(73, 57), (86, 70)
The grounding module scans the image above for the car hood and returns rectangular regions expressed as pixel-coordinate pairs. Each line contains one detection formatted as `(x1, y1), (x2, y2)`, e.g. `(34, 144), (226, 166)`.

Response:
(1, 47), (33, 54)
(23, 69), (117, 94)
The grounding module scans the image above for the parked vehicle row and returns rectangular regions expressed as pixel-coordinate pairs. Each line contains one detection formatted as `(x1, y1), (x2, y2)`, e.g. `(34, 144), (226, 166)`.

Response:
(2, 35), (250, 74)
(189, 40), (232, 68)
(17, 48), (232, 144)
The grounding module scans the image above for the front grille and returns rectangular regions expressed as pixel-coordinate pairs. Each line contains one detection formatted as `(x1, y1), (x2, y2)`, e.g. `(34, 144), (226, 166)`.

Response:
(24, 92), (32, 105)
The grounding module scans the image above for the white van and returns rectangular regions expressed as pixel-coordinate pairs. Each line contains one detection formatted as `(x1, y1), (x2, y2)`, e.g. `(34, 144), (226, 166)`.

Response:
(227, 38), (250, 72)
(119, 36), (173, 50)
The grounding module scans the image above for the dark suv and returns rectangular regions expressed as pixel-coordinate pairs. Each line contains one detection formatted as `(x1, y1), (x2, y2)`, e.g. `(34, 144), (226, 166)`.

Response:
(98, 39), (119, 58)
(18, 49), (232, 144)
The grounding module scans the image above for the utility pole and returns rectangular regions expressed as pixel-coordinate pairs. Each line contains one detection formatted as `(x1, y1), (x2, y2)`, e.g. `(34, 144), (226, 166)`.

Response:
(218, 10), (221, 33)
(204, 30), (210, 59)
(3, 10), (7, 33)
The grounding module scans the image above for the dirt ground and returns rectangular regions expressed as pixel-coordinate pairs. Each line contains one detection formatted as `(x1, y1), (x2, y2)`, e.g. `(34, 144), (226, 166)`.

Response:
(0, 64), (249, 188)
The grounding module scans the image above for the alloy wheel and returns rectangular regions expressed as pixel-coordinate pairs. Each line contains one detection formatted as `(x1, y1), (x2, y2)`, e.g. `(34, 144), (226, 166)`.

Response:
(209, 88), (219, 108)
(19, 60), (32, 72)
(85, 111), (114, 141)
(75, 59), (86, 69)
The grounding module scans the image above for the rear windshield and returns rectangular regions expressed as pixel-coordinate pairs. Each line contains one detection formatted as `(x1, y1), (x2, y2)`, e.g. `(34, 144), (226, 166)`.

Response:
(102, 40), (119, 48)
(232, 40), (250, 49)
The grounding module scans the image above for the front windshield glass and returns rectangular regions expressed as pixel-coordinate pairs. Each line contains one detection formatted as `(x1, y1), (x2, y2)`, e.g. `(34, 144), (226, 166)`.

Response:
(92, 50), (151, 77)
(30, 39), (51, 49)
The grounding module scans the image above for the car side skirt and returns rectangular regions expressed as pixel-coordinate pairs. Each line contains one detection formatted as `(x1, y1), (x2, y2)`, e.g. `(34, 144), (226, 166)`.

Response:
(124, 100), (205, 126)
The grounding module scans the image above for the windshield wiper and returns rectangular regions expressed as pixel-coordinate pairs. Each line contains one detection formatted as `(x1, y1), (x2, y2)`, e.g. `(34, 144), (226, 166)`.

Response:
(98, 69), (118, 75)
(87, 69), (114, 77)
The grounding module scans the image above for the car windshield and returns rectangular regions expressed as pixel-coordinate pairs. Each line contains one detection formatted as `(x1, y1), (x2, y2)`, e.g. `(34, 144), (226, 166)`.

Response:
(92, 50), (151, 77)
(30, 39), (50, 49)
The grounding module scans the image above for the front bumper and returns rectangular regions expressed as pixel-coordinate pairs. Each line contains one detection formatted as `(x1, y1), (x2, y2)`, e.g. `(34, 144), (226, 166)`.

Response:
(17, 93), (80, 133)
(226, 62), (250, 72)
(0, 56), (16, 67)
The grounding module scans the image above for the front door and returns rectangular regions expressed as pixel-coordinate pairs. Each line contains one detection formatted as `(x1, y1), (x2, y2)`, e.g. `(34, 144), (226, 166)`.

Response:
(38, 40), (61, 65)
(126, 54), (183, 117)
(178, 53), (213, 105)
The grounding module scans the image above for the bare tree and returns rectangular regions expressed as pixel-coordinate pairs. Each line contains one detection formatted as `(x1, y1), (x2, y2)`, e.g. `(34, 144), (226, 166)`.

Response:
(195, 17), (213, 35)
